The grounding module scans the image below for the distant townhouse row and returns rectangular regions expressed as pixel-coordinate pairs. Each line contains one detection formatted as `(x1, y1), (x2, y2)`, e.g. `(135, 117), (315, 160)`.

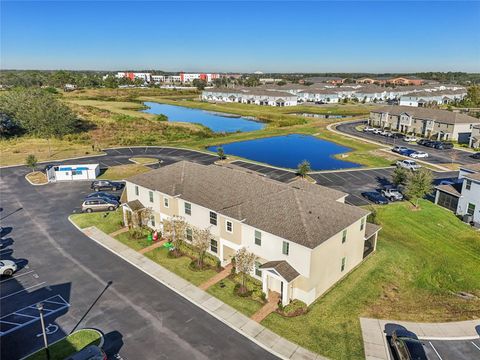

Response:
(123, 161), (381, 306)
(202, 88), (298, 107)
(115, 71), (225, 84)
(369, 106), (480, 143)
(203, 83), (467, 106)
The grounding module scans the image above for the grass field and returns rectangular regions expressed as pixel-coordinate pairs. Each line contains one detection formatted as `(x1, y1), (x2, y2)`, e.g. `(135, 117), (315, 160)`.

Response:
(70, 210), (123, 234)
(26, 329), (101, 360)
(1, 88), (391, 168)
(262, 200), (480, 360)
(98, 163), (152, 180)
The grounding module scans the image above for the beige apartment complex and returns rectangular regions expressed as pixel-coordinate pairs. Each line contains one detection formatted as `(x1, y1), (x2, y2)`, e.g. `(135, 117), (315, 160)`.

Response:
(123, 161), (380, 306)
(369, 106), (480, 143)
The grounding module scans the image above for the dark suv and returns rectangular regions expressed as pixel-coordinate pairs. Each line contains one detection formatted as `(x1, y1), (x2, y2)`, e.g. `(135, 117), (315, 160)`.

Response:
(90, 180), (123, 191)
(434, 142), (453, 150)
(390, 329), (427, 360)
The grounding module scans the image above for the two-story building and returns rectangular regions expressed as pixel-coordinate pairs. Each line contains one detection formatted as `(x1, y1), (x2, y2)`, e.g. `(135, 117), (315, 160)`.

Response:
(435, 163), (480, 226)
(369, 106), (480, 143)
(202, 88), (297, 107)
(122, 161), (381, 306)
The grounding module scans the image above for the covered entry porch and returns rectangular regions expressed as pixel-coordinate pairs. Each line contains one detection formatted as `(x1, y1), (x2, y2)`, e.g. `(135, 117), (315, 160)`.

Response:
(260, 260), (300, 306)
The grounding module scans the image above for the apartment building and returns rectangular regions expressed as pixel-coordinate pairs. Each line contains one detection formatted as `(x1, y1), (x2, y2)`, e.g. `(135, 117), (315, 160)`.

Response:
(202, 88), (298, 107)
(369, 106), (480, 143)
(355, 76), (425, 86)
(435, 164), (480, 226)
(470, 125), (480, 149)
(399, 90), (467, 107)
(123, 161), (380, 305)
(115, 72), (152, 82)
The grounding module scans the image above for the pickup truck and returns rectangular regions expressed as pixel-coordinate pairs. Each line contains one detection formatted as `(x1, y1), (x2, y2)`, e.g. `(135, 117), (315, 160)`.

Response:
(381, 187), (404, 201)
(396, 159), (421, 171)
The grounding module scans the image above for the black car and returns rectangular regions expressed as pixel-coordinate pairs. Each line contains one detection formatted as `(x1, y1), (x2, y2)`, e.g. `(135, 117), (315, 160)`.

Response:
(434, 142), (454, 150)
(90, 180), (123, 191)
(391, 133), (405, 139)
(416, 139), (430, 146)
(390, 329), (427, 360)
(86, 191), (120, 202)
(424, 140), (438, 148)
(470, 152), (480, 159)
(361, 191), (389, 204)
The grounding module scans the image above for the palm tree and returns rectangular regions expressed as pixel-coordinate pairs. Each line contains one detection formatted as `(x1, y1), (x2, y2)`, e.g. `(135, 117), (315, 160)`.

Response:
(297, 160), (311, 178)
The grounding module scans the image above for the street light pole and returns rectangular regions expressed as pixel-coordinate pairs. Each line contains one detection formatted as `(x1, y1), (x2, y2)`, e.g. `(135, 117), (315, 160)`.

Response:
(37, 303), (50, 360)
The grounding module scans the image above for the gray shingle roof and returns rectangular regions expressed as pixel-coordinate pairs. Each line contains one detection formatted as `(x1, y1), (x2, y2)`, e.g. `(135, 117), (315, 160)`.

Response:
(260, 260), (300, 282)
(371, 106), (480, 125)
(126, 161), (368, 249)
(364, 223), (381, 239)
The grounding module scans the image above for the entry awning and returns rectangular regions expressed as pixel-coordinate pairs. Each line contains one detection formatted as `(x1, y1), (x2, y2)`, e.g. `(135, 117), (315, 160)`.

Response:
(260, 260), (300, 282)
(123, 199), (145, 212)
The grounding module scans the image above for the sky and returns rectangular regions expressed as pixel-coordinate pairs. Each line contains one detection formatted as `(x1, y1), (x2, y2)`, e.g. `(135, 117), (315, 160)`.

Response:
(1, 1), (479, 73)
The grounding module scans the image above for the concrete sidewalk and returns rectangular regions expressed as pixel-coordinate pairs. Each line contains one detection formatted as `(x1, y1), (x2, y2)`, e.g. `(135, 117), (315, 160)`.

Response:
(360, 317), (480, 360)
(81, 226), (327, 360)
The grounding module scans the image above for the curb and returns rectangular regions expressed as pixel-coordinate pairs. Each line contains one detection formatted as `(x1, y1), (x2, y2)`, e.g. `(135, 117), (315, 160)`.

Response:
(68, 219), (291, 360)
(24, 172), (49, 186)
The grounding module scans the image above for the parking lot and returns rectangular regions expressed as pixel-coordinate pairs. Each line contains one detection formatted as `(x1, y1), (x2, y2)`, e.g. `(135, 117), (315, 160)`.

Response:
(230, 160), (298, 183)
(337, 121), (478, 166)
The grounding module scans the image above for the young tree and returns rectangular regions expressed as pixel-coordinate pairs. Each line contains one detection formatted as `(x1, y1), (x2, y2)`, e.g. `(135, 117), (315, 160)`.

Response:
(404, 168), (434, 208)
(25, 154), (38, 172)
(192, 227), (212, 269)
(216, 146), (225, 160)
(192, 79), (207, 90)
(162, 215), (188, 254)
(297, 160), (311, 178)
(392, 167), (408, 186)
(235, 247), (256, 294)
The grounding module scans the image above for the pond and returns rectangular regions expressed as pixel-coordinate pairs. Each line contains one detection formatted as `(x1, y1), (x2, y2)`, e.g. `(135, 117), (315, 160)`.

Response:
(142, 102), (265, 133)
(207, 134), (361, 171)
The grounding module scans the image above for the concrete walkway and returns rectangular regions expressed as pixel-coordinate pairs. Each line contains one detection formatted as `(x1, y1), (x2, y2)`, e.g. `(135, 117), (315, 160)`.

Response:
(199, 263), (233, 290)
(251, 291), (280, 323)
(80, 225), (327, 360)
(138, 239), (167, 254)
(108, 227), (129, 237)
(360, 317), (480, 360)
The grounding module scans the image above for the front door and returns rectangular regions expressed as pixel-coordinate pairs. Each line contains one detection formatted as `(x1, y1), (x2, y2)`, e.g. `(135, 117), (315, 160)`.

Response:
(280, 281), (284, 300)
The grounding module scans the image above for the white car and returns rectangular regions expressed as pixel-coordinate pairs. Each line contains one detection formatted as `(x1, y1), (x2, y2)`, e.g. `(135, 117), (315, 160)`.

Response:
(372, 128), (382, 134)
(410, 151), (428, 158)
(403, 136), (418, 142)
(0, 260), (17, 276)
(396, 159), (421, 171)
(379, 130), (390, 136)
(363, 126), (375, 132)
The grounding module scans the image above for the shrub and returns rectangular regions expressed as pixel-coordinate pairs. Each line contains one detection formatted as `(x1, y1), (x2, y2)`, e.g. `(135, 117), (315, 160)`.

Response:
(234, 283), (253, 297)
(277, 299), (308, 317)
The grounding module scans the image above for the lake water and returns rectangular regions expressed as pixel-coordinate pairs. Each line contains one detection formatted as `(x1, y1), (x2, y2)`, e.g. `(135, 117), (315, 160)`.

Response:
(142, 102), (265, 133)
(207, 134), (361, 171)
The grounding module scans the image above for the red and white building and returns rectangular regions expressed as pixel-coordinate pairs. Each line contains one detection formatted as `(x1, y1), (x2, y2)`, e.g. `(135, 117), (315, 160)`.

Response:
(115, 72), (152, 83)
(179, 72), (220, 83)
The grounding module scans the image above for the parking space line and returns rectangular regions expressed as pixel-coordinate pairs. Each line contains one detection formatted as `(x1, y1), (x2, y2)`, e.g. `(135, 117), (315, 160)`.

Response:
(313, 174), (334, 183)
(0, 270), (34, 283)
(0, 282), (46, 300)
(472, 341), (480, 351)
(429, 342), (444, 360)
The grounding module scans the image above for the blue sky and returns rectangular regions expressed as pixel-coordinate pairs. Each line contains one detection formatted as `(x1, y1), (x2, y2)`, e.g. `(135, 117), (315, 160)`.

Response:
(1, 1), (479, 72)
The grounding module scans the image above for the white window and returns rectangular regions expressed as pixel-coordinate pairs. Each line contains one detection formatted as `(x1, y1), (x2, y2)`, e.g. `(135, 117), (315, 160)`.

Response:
(149, 191), (154, 203)
(185, 202), (191, 215)
(164, 197), (169, 208)
(135, 186), (139, 196)
(341, 257), (346, 272)
(226, 221), (233, 233)
(282, 241), (289, 255)
(255, 230), (261, 246)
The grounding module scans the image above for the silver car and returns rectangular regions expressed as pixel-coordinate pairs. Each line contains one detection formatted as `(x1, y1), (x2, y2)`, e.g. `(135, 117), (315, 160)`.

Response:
(82, 198), (119, 213)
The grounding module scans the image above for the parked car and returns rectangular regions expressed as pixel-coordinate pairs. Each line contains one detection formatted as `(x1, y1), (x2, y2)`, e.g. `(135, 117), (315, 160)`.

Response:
(361, 191), (389, 204)
(424, 141), (438, 148)
(409, 151), (429, 158)
(434, 142), (454, 150)
(65, 345), (107, 360)
(90, 180), (123, 192)
(391, 133), (405, 139)
(363, 126), (375, 132)
(0, 260), (17, 276)
(379, 130), (390, 136)
(82, 198), (119, 213)
(470, 152), (480, 159)
(399, 149), (416, 157)
(396, 159), (421, 171)
(86, 191), (120, 202)
(390, 329), (428, 360)
(417, 139), (430, 146)
(392, 146), (409, 153)
(372, 128), (382, 134)
(381, 186), (404, 201)
(403, 136), (418, 142)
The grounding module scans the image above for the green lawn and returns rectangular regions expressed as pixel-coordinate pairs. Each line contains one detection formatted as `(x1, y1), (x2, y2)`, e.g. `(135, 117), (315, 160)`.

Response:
(98, 163), (152, 180)
(262, 200), (480, 360)
(70, 210), (123, 234)
(26, 329), (101, 360)
(207, 276), (264, 317)
(144, 247), (217, 286)
(115, 230), (153, 251)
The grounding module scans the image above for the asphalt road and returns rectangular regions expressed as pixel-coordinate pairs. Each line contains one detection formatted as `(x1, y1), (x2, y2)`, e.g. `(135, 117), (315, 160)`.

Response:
(0, 148), (278, 360)
(336, 121), (479, 166)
